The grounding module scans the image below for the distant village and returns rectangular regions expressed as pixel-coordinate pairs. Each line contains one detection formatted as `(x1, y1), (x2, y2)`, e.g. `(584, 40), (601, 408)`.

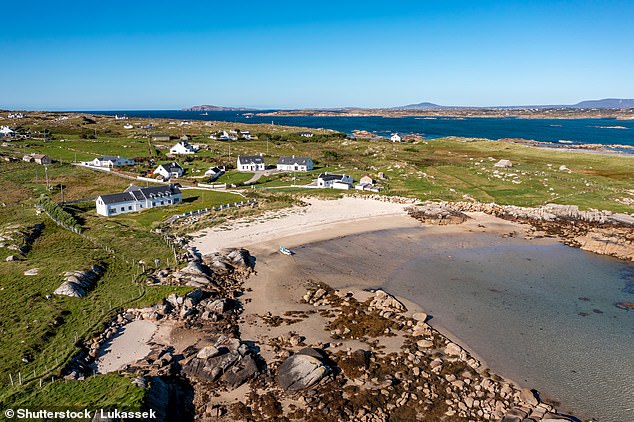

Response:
(1, 115), (411, 218)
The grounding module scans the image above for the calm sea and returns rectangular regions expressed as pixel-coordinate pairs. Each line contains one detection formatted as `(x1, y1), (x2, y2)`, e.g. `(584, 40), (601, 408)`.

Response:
(294, 228), (634, 421)
(87, 110), (634, 148)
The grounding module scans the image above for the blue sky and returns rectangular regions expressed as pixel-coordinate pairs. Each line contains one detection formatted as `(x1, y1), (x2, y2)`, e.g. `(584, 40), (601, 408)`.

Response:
(1, 0), (633, 110)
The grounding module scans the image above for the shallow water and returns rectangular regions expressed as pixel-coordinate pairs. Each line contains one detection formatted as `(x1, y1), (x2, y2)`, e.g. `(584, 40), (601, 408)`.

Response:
(295, 228), (634, 421)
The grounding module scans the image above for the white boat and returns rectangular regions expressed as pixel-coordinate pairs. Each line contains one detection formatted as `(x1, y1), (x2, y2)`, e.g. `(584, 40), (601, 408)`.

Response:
(279, 246), (293, 256)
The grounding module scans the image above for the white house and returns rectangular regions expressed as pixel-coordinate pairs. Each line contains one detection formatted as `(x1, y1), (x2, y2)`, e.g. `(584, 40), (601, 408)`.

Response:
(239, 130), (252, 140)
(204, 166), (225, 180)
(0, 126), (16, 137)
(276, 156), (314, 172)
(123, 123), (134, 129)
(169, 141), (199, 154)
(316, 173), (354, 189)
(237, 155), (265, 172)
(390, 133), (403, 142)
(90, 155), (135, 168)
(154, 162), (184, 180)
(299, 132), (314, 138)
(96, 184), (182, 217)
(355, 174), (379, 192)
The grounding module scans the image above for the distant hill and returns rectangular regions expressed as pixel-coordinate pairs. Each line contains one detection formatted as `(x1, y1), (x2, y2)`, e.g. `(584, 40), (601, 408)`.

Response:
(182, 105), (257, 111)
(392, 98), (634, 110)
(392, 102), (444, 110)
(571, 98), (634, 109)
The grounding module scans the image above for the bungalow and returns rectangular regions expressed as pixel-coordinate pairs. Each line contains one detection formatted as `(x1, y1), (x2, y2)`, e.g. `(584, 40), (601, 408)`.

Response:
(237, 155), (265, 172)
(277, 156), (314, 172)
(359, 175), (374, 185)
(204, 166), (225, 180)
(299, 132), (314, 138)
(239, 130), (252, 140)
(96, 184), (182, 217)
(152, 134), (171, 142)
(390, 133), (403, 142)
(90, 155), (135, 168)
(154, 162), (184, 180)
(355, 183), (380, 192)
(23, 153), (52, 165)
(123, 123), (134, 129)
(316, 172), (353, 189)
(169, 141), (199, 154)
(0, 126), (16, 137)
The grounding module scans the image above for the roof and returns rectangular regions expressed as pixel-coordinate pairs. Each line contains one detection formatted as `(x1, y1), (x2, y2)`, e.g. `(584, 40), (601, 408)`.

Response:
(156, 162), (183, 172)
(31, 154), (48, 160)
(99, 184), (181, 205)
(238, 155), (264, 165)
(318, 173), (347, 182)
(97, 155), (122, 161)
(277, 156), (311, 165)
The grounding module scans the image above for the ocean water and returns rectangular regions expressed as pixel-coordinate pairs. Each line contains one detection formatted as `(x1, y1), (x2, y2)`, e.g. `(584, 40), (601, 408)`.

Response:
(87, 110), (634, 148)
(294, 228), (634, 421)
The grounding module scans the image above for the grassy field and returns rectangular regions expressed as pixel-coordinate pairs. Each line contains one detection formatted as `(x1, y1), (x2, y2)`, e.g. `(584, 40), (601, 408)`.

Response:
(0, 112), (632, 411)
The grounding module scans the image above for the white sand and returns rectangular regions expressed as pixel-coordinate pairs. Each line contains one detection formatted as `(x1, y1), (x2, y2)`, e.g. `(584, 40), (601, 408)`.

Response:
(95, 320), (158, 373)
(190, 196), (412, 254)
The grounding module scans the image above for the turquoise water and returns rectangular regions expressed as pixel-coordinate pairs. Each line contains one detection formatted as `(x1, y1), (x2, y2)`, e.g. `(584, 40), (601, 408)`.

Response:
(295, 229), (634, 421)
(88, 110), (634, 148)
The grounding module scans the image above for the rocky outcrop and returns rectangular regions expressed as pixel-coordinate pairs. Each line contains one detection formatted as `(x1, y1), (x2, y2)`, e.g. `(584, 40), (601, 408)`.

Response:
(408, 201), (634, 261)
(182, 335), (260, 389)
(278, 348), (330, 392)
(0, 222), (44, 258)
(406, 202), (471, 224)
(368, 289), (407, 314)
(54, 265), (104, 297)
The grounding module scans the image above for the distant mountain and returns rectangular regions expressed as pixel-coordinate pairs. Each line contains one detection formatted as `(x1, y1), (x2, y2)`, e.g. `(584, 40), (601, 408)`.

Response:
(571, 98), (634, 109)
(182, 105), (257, 111)
(392, 98), (634, 110)
(392, 102), (444, 110)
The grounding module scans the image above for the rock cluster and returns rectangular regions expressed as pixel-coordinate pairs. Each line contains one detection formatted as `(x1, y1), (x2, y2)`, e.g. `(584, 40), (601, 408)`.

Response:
(182, 335), (260, 389)
(54, 265), (104, 298)
(150, 247), (253, 288)
(0, 222), (43, 259)
(406, 202), (471, 224)
(408, 200), (634, 261)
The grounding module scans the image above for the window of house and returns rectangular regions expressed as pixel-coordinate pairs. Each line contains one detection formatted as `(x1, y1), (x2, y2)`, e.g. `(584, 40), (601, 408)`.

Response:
(152, 202), (156, 206)
(128, 206), (132, 210)
(120, 207), (124, 211)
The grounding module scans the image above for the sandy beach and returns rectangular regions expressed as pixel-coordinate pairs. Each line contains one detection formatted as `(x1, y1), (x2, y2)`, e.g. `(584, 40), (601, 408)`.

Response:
(188, 196), (634, 420)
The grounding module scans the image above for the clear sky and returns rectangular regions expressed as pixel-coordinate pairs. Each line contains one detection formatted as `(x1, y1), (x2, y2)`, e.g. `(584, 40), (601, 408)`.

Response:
(2, 0), (633, 110)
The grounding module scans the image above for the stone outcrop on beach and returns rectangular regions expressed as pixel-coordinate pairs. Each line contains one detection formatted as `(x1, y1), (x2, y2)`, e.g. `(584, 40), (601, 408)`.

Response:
(278, 348), (330, 392)
(408, 201), (634, 261)
(63, 246), (580, 421)
(54, 265), (104, 297)
(406, 202), (471, 224)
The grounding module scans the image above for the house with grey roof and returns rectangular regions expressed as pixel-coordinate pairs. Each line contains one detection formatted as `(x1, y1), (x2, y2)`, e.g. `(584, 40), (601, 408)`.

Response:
(96, 184), (182, 216)
(277, 155), (314, 172)
(316, 172), (353, 189)
(237, 155), (265, 172)
(154, 162), (184, 180)
(89, 155), (135, 168)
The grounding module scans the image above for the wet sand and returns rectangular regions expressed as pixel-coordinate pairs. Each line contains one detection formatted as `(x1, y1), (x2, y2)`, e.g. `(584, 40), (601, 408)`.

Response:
(191, 196), (634, 421)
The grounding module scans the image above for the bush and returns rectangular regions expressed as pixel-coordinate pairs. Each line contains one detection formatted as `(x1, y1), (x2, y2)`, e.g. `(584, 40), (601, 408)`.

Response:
(36, 195), (82, 232)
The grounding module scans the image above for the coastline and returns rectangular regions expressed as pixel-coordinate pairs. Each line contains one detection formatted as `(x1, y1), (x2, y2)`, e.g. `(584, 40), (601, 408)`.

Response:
(189, 197), (633, 420)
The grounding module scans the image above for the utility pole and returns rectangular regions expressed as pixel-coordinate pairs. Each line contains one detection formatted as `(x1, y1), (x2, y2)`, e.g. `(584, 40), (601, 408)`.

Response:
(44, 166), (49, 189)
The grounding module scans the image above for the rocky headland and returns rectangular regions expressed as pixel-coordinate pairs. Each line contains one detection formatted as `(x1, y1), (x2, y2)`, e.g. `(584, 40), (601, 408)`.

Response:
(63, 245), (583, 421)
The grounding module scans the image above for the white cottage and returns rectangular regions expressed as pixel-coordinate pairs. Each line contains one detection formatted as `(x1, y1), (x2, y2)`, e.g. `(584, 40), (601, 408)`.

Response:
(154, 162), (184, 180)
(91, 155), (135, 168)
(390, 133), (403, 142)
(237, 155), (265, 172)
(96, 185), (182, 217)
(276, 156), (314, 172)
(170, 141), (199, 154)
(316, 173), (354, 189)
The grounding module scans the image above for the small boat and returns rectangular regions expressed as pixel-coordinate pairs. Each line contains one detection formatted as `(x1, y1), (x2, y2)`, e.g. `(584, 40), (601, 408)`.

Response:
(200, 112), (208, 116)
(279, 246), (293, 256)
